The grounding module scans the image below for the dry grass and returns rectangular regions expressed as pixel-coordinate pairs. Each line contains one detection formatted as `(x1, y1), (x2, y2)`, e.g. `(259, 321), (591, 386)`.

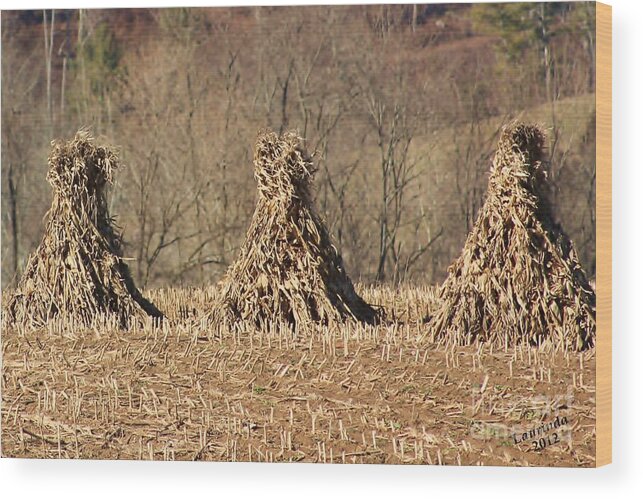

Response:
(3, 131), (162, 328)
(426, 123), (596, 351)
(210, 131), (378, 328)
(1, 285), (596, 466)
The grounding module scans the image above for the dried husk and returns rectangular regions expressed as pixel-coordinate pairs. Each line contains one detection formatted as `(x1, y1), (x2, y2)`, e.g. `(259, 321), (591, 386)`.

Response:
(210, 130), (378, 329)
(426, 122), (595, 350)
(4, 130), (162, 328)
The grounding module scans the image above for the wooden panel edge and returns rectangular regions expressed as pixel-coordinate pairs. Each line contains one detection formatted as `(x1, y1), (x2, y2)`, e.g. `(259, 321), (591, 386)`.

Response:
(595, 1), (612, 468)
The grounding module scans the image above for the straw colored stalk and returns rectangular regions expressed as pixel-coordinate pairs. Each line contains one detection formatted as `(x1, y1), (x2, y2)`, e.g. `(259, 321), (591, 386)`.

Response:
(4, 130), (162, 327)
(427, 122), (595, 350)
(210, 130), (378, 329)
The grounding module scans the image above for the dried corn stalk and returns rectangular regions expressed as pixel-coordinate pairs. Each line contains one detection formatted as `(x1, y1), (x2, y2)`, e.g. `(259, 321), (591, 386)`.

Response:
(4, 130), (162, 327)
(210, 130), (378, 328)
(427, 122), (595, 350)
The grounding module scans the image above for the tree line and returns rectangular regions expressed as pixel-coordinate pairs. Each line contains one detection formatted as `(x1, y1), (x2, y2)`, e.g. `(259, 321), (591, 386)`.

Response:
(1, 3), (597, 288)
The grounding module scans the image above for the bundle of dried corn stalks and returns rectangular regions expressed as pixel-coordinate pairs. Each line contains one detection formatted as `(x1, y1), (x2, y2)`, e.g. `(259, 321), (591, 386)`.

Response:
(4, 130), (162, 327)
(210, 130), (378, 329)
(426, 122), (595, 350)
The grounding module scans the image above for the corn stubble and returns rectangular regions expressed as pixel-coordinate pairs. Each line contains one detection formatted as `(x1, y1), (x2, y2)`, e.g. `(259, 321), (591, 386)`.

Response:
(426, 123), (596, 351)
(210, 131), (378, 328)
(4, 131), (162, 328)
(1, 124), (598, 466)
(1, 287), (597, 466)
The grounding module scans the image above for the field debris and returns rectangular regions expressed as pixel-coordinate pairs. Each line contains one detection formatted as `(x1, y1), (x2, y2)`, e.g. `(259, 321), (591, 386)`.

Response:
(426, 122), (595, 350)
(210, 130), (378, 328)
(1, 285), (596, 466)
(3, 130), (162, 328)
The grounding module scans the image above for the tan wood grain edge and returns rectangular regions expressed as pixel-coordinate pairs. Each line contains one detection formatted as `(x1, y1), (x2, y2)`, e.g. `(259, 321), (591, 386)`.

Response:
(595, 1), (612, 468)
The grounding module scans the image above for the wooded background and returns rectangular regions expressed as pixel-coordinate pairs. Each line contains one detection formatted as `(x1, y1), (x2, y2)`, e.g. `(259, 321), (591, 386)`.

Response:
(1, 3), (597, 288)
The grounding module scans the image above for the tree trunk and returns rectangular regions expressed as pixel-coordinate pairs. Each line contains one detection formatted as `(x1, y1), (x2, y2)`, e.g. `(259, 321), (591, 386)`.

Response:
(60, 56), (67, 114)
(7, 163), (19, 275)
(43, 10), (55, 127)
(412, 5), (418, 33)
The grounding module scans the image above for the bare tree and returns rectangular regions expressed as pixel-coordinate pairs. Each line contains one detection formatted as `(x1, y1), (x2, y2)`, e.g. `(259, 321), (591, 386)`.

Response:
(2, 5), (598, 288)
(366, 97), (440, 283)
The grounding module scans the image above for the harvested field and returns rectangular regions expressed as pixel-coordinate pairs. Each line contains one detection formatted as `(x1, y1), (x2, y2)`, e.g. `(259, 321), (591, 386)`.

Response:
(1, 286), (596, 466)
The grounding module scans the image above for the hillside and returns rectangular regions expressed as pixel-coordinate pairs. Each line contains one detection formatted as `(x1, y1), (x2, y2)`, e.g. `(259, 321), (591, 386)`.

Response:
(1, 4), (597, 287)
